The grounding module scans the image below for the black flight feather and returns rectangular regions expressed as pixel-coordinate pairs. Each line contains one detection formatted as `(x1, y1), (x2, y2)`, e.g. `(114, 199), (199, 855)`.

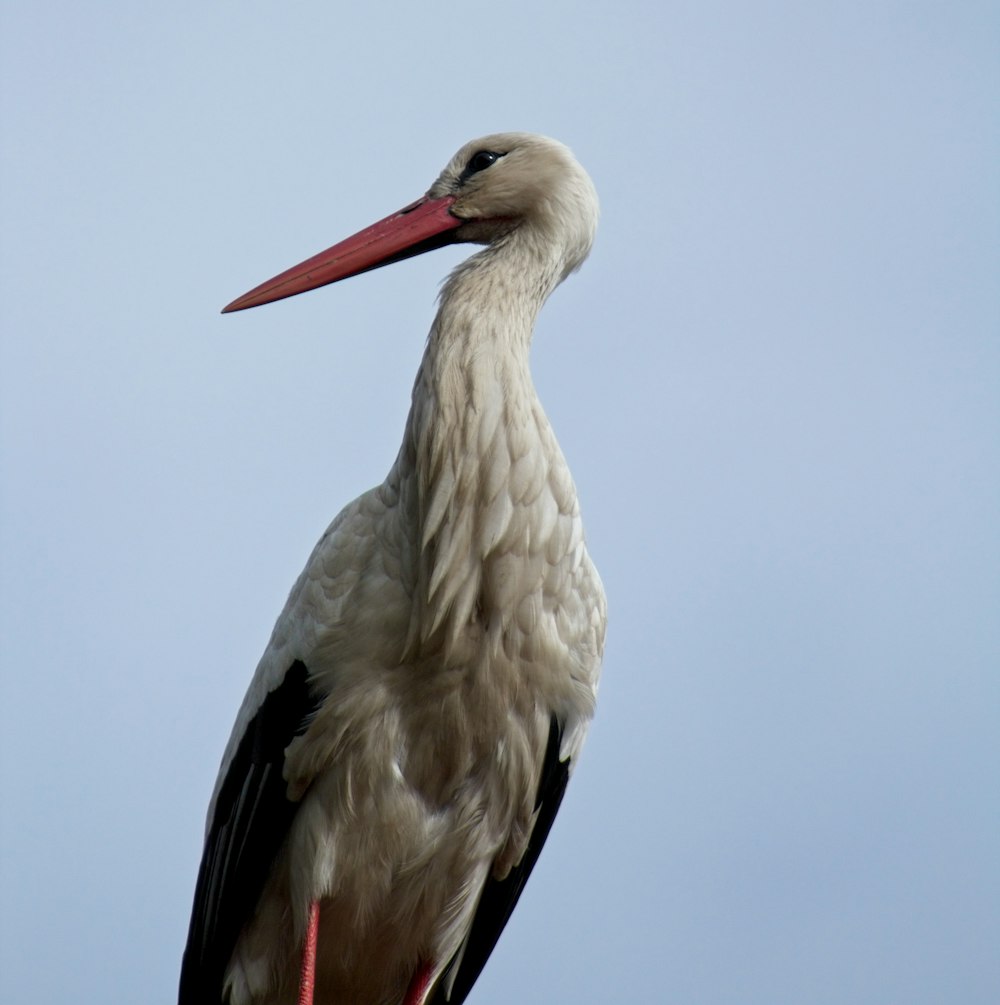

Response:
(178, 660), (319, 1004)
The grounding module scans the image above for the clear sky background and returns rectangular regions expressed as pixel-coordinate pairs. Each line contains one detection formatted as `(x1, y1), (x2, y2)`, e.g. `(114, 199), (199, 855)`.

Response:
(1, 2), (997, 1003)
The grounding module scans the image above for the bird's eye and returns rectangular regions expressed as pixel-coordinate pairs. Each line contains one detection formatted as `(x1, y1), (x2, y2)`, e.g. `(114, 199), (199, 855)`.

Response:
(468, 150), (500, 172)
(463, 150), (503, 179)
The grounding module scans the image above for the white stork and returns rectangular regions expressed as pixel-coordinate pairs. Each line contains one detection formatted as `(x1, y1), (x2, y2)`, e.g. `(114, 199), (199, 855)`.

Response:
(179, 133), (606, 1005)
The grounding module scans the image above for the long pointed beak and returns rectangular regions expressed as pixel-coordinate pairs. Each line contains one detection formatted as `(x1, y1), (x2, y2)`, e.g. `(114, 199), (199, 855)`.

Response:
(222, 194), (461, 313)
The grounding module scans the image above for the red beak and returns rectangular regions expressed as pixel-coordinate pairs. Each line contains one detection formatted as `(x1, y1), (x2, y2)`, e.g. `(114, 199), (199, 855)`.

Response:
(222, 194), (461, 313)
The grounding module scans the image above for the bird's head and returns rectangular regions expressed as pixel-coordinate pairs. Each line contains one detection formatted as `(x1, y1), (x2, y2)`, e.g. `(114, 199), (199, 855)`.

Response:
(429, 133), (599, 276)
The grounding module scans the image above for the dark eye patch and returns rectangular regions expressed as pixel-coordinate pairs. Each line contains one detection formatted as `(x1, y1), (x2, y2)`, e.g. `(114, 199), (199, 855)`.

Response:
(459, 150), (505, 184)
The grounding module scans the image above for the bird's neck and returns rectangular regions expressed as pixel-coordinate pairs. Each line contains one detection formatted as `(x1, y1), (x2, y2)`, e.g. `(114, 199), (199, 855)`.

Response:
(396, 234), (575, 658)
(431, 228), (568, 368)
(411, 230), (567, 462)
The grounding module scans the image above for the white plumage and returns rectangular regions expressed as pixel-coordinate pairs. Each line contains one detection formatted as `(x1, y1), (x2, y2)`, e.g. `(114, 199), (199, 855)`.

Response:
(180, 133), (606, 1005)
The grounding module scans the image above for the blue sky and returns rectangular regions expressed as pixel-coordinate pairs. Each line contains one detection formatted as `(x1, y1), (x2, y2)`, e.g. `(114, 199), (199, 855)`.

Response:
(1, 2), (997, 1002)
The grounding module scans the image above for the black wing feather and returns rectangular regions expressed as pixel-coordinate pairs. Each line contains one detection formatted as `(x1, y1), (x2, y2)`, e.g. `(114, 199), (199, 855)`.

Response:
(178, 660), (320, 1005)
(431, 715), (572, 1005)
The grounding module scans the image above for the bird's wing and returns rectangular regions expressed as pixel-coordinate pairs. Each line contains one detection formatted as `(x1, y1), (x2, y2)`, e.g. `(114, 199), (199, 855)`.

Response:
(178, 487), (401, 1004)
(178, 658), (322, 1004)
(431, 714), (572, 1005)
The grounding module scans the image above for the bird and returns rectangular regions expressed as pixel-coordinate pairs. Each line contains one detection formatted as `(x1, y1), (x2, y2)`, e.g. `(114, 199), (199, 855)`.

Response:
(179, 132), (606, 1005)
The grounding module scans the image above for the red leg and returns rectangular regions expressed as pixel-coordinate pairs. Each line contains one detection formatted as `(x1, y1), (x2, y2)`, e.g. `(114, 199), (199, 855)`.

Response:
(402, 959), (435, 1005)
(297, 900), (320, 1005)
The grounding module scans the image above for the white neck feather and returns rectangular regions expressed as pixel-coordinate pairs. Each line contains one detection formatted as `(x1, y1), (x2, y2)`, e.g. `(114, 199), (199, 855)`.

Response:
(394, 230), (580, 660)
